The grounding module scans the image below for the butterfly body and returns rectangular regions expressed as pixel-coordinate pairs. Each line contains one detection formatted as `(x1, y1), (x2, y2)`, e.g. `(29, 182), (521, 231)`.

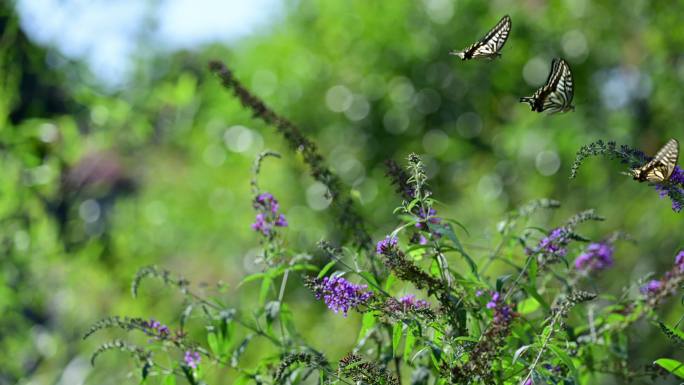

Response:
(450, 15), (511, 60)
(630, 139), (679, 183)
(520, 58), (575, 114)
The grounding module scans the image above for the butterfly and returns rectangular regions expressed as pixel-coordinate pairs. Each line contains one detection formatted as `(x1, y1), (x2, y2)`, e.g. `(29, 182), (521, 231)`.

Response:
(520, 58), (575, 114)
(449, 15), (511, 60)
(630, 138), (680, 183)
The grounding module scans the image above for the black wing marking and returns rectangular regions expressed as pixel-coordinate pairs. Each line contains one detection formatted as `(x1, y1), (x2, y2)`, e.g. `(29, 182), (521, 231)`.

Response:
(519, 58), (575, 114)
(632, 139), (679, 183)
(450, 15), (511, 60)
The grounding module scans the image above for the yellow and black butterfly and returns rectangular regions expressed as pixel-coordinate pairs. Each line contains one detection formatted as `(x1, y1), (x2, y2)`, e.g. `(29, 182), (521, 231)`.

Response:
(520, 58), (575, 114)
(449, 15), (511, 60)
(630, 139), (679, 183)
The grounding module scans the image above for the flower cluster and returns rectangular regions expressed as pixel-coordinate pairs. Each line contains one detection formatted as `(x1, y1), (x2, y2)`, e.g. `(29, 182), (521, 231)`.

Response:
(310, 276), (373, 316)
(528, 227), (571, 261)
(251, 192), (288, 237)
(398, 294), (430, 310)
(382, 295), (433, 320)
(415, 207), (442, 230)
(654, 166), (684, 212)
(574, 242), (614, 273)
(486, 292), (513, 324)
(640, 251), (684, 307)
(142, 319), (170, 339)
(184, 350), (201, 369)
(376, 235), (398, 255)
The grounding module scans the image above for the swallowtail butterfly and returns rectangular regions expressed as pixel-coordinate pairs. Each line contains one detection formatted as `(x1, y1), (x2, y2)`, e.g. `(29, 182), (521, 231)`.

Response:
(449, 15), (511, 60)
(520, 58), (575, 114)
(631, 139), (679, 183)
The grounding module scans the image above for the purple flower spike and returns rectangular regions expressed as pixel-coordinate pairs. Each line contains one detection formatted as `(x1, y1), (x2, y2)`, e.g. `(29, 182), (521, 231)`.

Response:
(312, 276), (373, 316)
(143, 318), (170, 339)
(486, 291), (513, 324)
(641, 279), (662, 294)
(376, 235), (398, 255)
(532, 227), (570, 257)
(574, 242), (614, 273)
(184, 350), (201, 369)
(675, 250), (684, 271)
(415, 207), (442, 229)
(398, 294), (430, 310)
(653, 166), (684, 212)
(251, 191), (288, 237)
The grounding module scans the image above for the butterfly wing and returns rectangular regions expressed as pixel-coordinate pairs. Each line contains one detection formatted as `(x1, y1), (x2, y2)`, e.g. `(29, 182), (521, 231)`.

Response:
(451, 15), (511, 60)
(544, 59), (574, 113)
(640, 139), (680, 182)
(470, 15), (511, 58)
(520, 58), (575, 113)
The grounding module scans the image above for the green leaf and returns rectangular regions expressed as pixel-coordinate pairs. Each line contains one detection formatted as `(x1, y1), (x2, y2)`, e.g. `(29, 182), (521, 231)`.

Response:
(290, 263), (319, 272)
(517, 297), (540, 315)
(358, 271), (379, 288)
(406, 198), (420, 213)
(654, 358), (684, 379)
(512, 345), (530, 364)
(548, 344), (576, 376)
(435, 223), (478, 277)
(357, 312), (376, 343)
(403, 325), (417, 363)
(181, 366), (198, 385)
(384, 273), (397, 291)
(467, 313), (481, 338)
(443, 218), (470, 236)
(162, 375), (176, 385)
(524, 286), (550, 312)
(528, 257), (538, 286)
(238, 272), (266, 287)
(207, 332), (220, 356)
(392, 323), (403, 356)
(317, 260), (337, 279)
(659, 322), (684, 347)
(496, 275), (511, 292)
(259, 276), (272, 305)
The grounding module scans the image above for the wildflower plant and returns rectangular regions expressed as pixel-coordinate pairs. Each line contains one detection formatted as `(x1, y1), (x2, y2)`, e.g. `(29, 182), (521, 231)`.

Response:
(571, 140), (684, 212)
(84, 62), (684, 384)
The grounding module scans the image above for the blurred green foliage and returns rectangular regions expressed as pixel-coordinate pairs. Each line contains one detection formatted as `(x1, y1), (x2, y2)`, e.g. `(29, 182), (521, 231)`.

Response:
(2, 0), (684, 384)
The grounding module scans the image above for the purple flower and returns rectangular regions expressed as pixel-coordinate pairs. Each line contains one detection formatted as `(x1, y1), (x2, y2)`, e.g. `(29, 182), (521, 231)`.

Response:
(184, 350), (201, 369)
(312, 276), (373, 316)
(418, 235), (428, 245)
(641, 279), (662, 294)
(676, 250), (684, 270)
(275, 214), (288, 227)
(486, 291), (513, 324)
(671, 166), (684, 185)
(522, 379), (533, 385)
(641, 250), (684, 307)
(251, 192), (288, 237)
(653, 166), (684, 212)
(398, 294), (430, 310)
(143, 319), (170, 338)
(376, 235), (398, 255)
(532, 227), (569, 257)
(574, 242), (614, 273)
(415, 207), (442, 229)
